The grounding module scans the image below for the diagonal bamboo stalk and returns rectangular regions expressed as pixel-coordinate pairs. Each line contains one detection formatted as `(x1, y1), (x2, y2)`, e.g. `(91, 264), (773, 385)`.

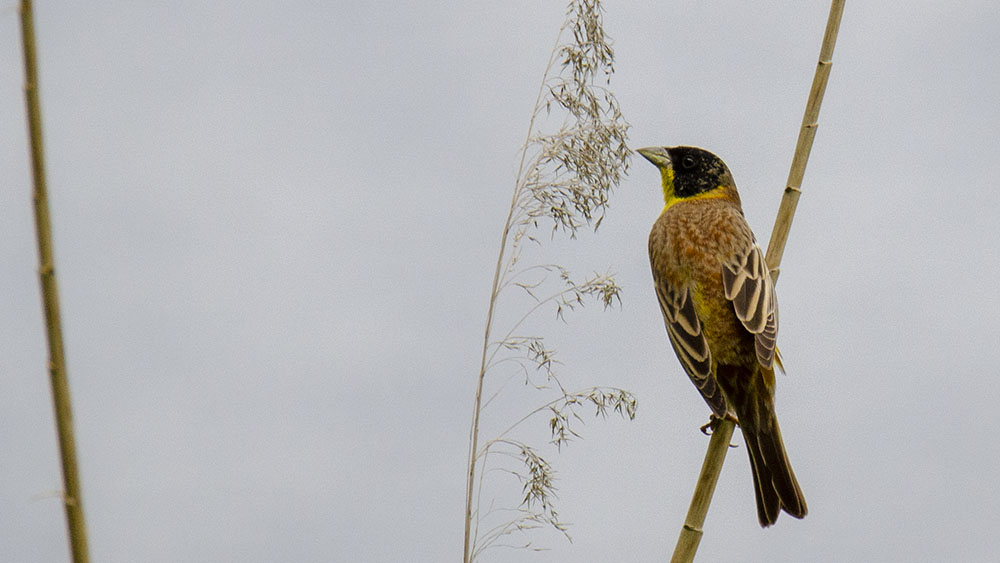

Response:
(669, 419), (735, 563)
(18, 2), (91, 562)
(765, 0), (846, 280)
(669, 2), (845, 562)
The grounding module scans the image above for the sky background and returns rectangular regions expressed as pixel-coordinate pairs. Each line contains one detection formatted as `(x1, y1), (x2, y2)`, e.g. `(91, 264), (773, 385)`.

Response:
(2, 2), (999, 562)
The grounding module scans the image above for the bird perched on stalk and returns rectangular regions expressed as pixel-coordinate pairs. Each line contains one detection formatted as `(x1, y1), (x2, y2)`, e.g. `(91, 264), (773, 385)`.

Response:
(638, 145), (807, 527)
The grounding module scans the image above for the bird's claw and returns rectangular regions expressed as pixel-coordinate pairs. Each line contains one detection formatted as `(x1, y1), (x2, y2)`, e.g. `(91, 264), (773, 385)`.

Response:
(699, 413), (740, 448)
(699, 418), (715, 435)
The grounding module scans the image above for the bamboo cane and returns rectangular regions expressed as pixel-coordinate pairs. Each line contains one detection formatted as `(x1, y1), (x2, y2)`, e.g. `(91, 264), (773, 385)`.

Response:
(19, 2), (91, 561)
(669, 2), (845, 561)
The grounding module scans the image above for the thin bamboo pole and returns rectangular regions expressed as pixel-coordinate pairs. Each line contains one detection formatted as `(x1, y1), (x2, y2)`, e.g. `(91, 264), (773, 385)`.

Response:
(669, 2), (845, 561)
(766, 0), (846, 278)
(669, 419), (735, 563)
(19, 2), (91, 562)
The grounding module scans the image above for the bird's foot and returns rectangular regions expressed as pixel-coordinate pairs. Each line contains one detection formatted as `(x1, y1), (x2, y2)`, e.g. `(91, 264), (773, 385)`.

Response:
(700, 413), (740, 448)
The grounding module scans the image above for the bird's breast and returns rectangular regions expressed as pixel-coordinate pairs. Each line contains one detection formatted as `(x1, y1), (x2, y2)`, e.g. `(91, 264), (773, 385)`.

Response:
(649, 200), (757, 366)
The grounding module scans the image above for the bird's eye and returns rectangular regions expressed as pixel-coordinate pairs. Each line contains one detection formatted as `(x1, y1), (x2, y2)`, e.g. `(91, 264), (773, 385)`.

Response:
(680, 155), (697, 170)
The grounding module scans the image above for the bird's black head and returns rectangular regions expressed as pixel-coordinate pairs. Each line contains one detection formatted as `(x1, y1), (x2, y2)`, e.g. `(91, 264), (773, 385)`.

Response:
(665, 146), (734, 198)
(637, 145), (738, 204)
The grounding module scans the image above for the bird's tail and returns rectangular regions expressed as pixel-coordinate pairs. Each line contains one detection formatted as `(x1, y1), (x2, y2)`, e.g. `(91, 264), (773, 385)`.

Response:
(719, 365), (807, 527)
(737, 398), (808, 527)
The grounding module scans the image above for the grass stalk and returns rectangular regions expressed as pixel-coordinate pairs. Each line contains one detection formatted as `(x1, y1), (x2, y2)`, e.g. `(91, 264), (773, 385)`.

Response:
(669, 2), (845, 561)
(464, 2), (631, 559)
(18, 2), (91, 562)
(462, 29), (562, 563)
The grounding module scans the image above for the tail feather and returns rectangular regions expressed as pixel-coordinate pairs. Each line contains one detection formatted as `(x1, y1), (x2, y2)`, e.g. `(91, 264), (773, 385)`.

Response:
(740, 416), (807, 526)
(718, 364), (807, 527)
(744, 429), (781, 526)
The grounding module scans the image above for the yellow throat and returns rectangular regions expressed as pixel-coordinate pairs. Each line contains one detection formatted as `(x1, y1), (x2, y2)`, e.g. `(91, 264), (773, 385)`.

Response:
(660, 166), (726, 211)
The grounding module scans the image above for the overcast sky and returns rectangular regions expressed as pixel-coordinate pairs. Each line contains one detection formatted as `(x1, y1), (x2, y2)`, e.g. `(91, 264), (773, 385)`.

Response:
(2, 2), (1000, 562)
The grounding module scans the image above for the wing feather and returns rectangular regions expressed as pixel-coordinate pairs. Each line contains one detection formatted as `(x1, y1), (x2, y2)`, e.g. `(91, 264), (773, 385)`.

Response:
(654, 279), (727, 417)
(722, 241), (779, 368)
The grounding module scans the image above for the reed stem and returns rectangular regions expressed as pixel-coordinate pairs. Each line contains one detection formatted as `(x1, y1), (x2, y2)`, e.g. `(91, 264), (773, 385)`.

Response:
(19, 2), (91, 561)
(669, 2), (845, 561)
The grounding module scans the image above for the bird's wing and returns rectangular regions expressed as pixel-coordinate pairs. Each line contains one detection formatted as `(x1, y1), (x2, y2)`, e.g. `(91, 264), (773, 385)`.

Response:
(721, 237), (779, 368)
(654, 278), (728, 417)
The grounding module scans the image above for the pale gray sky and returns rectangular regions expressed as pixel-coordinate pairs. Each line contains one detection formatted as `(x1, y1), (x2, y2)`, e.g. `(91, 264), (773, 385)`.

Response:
(2, 2), (999, 562)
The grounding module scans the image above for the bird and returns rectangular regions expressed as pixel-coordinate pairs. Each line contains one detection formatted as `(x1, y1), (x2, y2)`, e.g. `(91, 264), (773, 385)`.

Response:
(638, 145), (807, 527)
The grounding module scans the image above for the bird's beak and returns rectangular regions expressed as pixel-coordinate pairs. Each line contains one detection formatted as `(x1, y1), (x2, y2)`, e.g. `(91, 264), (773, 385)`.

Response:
(636, 146), (671, 168)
